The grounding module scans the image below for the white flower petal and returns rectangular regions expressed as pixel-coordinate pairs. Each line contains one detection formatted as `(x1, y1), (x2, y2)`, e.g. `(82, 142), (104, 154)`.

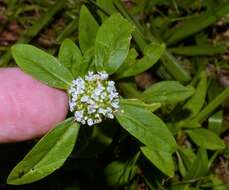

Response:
(87, 119), (94, 126)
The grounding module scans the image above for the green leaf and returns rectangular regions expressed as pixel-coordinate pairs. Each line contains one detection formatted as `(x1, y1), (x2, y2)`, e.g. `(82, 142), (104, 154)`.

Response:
(177, 120), (201, 129)
(7, 118), (80, 185)
(178, 147), (196, 171)
(185, 148), (208, 180)
(208, 81), (224, 134)
(177, 147), (196, 177)
(103, 153), (139, 186)
(58, 39), (82, 77)
(169, 44), (227, 56)
(141, 146), (175, 177)
(176, 72), (208, 128)
(195, 87), (229, 123)
(142, 81), (195, 104)
(120, 99), (161, 112)
(96, 0), (117, 15)
(208, 111), (223, 135)
(183, 71), (207, 118)
(115, 48), (138, 76)
(12, 44), (73, 89)
(116, 42), (165, 78)
(177, 151), (187, 177)
(80, 47), (95, 76)
(160, 51), (191, 83)
(186, 128), (225, 150)
(95, 13), (134, 74)
(115, 99), (176, 153)
(96, 0), (117, 22)
(79, 5), (99, 53)
(166, 3), (229, 45)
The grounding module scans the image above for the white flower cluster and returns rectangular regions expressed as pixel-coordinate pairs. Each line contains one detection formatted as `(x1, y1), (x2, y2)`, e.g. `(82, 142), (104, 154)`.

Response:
(68, 71), (120, 126)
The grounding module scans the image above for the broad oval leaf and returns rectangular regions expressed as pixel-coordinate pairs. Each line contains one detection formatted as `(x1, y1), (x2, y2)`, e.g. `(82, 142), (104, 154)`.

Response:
(141, 146), (175, 177)
(58, 39), (82, 77)
(142, 81), (195, 104)
(95, 13), (134, 74)
(79, 5), (99, 53)
(115, 99), (176, 153)
(12, 44), (73, 89)
(186, 128), (225, 150)
(7, 118), (80, 185)
(116, 43), (165, 79)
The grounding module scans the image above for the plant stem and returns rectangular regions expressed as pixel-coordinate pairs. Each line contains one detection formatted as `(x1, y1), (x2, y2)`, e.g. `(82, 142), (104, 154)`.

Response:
(161, 51), (191, 83)
(195, 88), (229, 123)
(208, 150), (221, 169)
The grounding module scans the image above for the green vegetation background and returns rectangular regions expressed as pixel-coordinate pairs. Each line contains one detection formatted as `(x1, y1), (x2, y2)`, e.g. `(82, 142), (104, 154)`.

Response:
(0, 0), (228, 189)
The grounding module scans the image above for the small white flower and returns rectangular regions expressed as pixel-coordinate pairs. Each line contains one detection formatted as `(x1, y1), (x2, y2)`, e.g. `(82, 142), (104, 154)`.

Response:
(80, 119), (86, 125)
(107, 86), (116, 93)
(81, 95), (89, 103)
(94, 117), (102, 124)
(106, 107), (112, 113)
(92, 94), (99, 101)
(68, 87), (74, 94)
(109, 92), (119, 100)
(74, 110), (84, 119)
(88, 105), (96, 114)
(69, 102), (76, 112)
(85, 71), (97, 81)
(99, 71), (109, 80)
(98, 108), (106, 115)
(88, 99), (96, 106)
(100, 92), (107, 99)
(111, 99), (120, 109)
(87, 119), (94, 126)
(93, 88), (102, 96)
(108, 81), (115, 87)
(106, 113), (114, 119)
(68, 71), (120, 126)
(73, 78), (84, 86)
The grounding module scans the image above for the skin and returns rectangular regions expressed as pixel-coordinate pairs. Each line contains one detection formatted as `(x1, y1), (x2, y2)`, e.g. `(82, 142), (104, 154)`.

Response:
(0, 68), (69, 143)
